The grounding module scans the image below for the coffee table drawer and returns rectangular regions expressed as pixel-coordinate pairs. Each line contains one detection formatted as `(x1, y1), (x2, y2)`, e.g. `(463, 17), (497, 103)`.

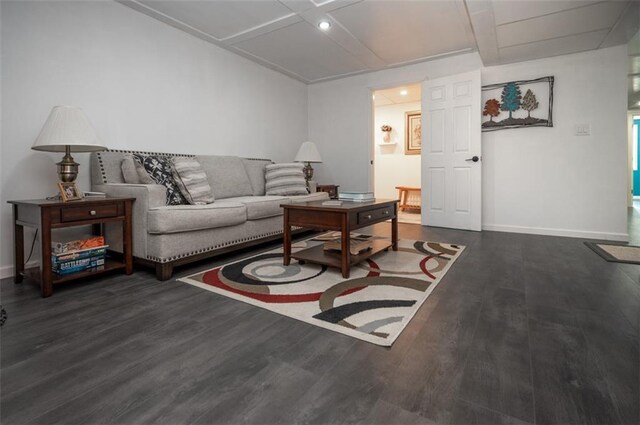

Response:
(357, 206), (393, 225)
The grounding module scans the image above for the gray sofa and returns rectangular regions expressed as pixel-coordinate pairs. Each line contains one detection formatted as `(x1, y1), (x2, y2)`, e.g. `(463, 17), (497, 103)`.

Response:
(90, 150), (328, 280)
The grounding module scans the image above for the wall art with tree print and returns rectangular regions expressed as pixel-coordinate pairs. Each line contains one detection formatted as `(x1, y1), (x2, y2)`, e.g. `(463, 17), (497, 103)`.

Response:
(481, 76), (553, 132)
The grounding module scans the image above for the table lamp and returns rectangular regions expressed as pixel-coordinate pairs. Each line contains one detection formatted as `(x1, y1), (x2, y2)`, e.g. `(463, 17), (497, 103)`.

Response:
(294, 141), (322, 187)
(31, 106), (106, 182)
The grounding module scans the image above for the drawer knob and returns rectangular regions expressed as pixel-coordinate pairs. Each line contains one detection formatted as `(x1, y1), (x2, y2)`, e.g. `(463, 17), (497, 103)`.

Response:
(90, 210), (97, 216)
(366, 215), (372, 220)
(383, 211), (389, 215)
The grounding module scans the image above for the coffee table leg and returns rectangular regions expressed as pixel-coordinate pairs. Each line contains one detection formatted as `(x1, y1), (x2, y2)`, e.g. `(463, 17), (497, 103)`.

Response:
(341, 214), (350, 278)
(392, 204), (398, 251)
(283, 209), (291, 266)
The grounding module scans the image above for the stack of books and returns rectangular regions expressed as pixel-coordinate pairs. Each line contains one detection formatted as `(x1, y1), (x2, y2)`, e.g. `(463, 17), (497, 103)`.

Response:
(52, 236), (105, 254)
(338, 191), (374, 202)
(323, 233), (374, 255)
(82, 191), (107, 198)
(51, 236), (108, 275)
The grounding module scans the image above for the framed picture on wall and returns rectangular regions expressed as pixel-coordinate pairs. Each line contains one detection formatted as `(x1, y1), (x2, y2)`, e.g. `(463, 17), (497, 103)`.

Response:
(405, 111), (421, 155)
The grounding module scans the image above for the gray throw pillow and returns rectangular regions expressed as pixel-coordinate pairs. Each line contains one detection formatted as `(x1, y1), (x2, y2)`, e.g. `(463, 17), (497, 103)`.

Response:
(265, 163), (308, 196)
(171, 157), (215, 205)
(121, 154), (140, 184)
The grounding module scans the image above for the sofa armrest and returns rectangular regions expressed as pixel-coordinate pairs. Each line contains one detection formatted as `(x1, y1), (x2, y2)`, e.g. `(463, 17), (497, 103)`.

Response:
(93, 183), (167, 259)
(94, 183), (166, 209)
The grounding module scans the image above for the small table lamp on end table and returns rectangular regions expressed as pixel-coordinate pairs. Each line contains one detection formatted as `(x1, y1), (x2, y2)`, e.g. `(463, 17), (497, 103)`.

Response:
(31, 106), (107, 183)
(294, 141), (322, 189)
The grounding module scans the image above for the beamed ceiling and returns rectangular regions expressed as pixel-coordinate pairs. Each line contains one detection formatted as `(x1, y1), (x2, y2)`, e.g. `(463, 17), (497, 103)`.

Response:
(118, 0), (640, 107)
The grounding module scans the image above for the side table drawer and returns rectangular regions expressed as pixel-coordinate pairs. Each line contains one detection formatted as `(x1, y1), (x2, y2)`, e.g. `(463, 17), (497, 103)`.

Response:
(357, 206), (393, 225)
(61, 204), (119, 222)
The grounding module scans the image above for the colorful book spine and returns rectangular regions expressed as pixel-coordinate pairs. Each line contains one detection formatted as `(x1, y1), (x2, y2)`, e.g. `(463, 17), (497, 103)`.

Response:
(53, 256), (106, 275)
(52, 246), (108, 264)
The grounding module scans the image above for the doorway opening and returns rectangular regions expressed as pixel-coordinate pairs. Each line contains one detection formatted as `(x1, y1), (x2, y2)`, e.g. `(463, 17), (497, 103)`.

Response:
(372, 83), (422, 224)
(630, 115), (640, 243)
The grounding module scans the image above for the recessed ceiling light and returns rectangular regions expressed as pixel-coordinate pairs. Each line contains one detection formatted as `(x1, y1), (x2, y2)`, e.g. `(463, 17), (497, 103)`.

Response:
(372, 95), (376, 99)
(318, 20), (331, 31)
(400, 90), (408, 96)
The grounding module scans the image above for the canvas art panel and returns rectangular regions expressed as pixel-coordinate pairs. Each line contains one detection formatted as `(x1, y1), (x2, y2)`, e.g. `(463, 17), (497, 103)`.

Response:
(481, 76), (554, 131)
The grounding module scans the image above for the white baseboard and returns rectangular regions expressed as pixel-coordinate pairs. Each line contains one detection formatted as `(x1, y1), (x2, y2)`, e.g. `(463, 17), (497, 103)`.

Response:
(0, 261), (40, 280)
(481, 224), (629, 242)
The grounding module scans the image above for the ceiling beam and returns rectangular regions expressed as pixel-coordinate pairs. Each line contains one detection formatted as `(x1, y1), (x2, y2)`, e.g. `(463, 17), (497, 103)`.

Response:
(465, 0), (499, 66)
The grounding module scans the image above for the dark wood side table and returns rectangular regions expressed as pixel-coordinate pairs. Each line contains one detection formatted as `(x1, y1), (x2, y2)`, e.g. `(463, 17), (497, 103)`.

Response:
(8, 197), (135, 298)
(316, 184), (339, 199)
(282, 199), (398, 278)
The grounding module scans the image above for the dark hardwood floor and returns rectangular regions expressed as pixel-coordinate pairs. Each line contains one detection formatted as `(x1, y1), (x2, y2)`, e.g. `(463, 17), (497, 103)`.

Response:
(1, 221), (639, 425)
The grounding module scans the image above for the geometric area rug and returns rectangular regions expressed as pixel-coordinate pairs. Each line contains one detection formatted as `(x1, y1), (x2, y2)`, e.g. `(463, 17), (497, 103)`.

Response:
(178, 236), (465, 346)
(585, 241), (640, 265)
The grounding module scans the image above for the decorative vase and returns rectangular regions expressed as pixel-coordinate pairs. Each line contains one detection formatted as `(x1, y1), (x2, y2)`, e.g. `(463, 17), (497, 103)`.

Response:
(382, 131), (391, 143)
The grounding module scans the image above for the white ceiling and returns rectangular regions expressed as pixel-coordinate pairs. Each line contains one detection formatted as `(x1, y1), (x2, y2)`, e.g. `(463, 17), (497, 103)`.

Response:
(120, 1), (639, 92)
(374, 83), (421, 107)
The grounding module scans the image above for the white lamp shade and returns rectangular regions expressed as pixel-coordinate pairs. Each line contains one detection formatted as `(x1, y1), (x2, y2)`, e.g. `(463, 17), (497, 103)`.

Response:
(294, 141), (322, 163)
(32, 106), (106, 152)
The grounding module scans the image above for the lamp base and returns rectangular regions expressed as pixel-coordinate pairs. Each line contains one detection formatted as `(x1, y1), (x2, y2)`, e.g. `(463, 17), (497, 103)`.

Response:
(57, 146), (79, 182)
(303, 162), (314, 189)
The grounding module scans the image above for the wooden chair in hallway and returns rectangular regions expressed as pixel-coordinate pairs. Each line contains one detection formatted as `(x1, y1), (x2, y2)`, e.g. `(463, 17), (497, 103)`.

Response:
(395, 186), (421, 212)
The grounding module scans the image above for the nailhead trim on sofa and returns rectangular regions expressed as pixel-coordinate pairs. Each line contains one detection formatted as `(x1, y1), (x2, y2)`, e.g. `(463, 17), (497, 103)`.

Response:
(146, 227), (301, 263)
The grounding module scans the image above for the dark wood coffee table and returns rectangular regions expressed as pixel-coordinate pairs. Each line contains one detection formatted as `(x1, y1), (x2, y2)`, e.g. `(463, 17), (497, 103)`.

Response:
(282, 199), (398, 278)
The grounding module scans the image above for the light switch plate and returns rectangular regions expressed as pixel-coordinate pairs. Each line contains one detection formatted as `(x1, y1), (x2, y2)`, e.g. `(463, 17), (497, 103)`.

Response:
(575, 124), (590, 136)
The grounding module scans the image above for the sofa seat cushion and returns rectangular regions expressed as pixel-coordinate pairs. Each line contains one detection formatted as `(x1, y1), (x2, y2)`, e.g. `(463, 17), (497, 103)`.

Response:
(287, 192), (330, 204)
(219, 196), (291, 220)
(147, 203), (247, 234)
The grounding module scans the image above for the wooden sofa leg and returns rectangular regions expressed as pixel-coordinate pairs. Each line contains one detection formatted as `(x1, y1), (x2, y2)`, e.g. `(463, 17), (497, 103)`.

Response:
(155, 263), (174, 281)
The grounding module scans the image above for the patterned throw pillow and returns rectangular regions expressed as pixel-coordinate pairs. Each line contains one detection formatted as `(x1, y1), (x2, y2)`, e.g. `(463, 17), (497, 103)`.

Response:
(265, 163), (308, 196)
(132, 154), (187, 205)
(171, 157), (215, 205)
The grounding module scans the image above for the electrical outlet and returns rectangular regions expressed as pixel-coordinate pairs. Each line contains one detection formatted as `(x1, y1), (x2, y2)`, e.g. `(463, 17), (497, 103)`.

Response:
(574, 124), (590, 136)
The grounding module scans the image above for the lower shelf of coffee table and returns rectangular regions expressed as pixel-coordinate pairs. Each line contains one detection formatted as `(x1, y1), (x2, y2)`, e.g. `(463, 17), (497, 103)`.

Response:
(291, 238), (392, 269)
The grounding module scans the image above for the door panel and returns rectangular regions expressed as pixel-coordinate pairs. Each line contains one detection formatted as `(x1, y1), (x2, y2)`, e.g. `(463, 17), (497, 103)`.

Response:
(453, 106), (471, 152)
(422, 70), (482, 231)
(429, 109), (446, 153)
(454, 167), (471, 213)
(429, 168), (445, 212)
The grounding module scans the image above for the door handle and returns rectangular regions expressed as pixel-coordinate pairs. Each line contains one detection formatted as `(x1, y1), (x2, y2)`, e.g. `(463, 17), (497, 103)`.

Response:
(465, 156), (480, 163)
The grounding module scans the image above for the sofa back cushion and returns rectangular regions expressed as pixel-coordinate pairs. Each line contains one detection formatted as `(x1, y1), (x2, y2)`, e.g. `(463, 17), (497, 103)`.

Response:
(265, 163), (308, 196)
(242, 158), (272, 196)
(171, 157), (215, 205)
(121, 155), (140, 184)
(133, 154), (187, 205)
(91, 150), (195, 186)
(196, 155), (254, 199)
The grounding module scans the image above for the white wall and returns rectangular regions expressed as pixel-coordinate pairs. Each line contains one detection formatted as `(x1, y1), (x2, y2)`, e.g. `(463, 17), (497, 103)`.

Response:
(481, 46), (628, 240)
(373, 101), (421, 199)
(309, 46), (628, 240)
(0, 1), (308, 277)
(308, 52), (483, 191)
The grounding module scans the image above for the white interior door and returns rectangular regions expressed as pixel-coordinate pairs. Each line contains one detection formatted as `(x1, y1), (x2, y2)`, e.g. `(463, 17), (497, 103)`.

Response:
(421, 70), (482, 231)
